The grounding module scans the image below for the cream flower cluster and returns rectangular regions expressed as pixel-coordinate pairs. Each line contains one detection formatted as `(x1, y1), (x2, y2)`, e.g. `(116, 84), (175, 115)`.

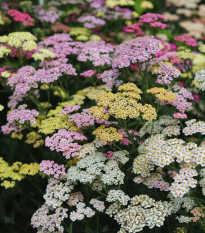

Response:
(133, 134), (205, 197)
(90, 199), (105, 212)
(114, 195), (172, 233)
(199, 168), (205, 196)
(106, 190), (130, 205)
(43, 178), (74, 208)
(67, 151), (128, 185)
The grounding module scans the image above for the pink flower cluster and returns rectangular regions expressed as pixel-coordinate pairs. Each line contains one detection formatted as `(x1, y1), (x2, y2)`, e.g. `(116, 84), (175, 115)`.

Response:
(77, 41), (115, 66)
(112, 36), (161, 69)
(7, 104), (39, 125)
(45, 129), (87, 159)
(60, 105), (81, 115)
(32, 7), (61, 23)
(98, 69), (122, 89)
(138, 13), (167, 29)
(8, 9), (34, 26)
(68, 109), (110, 128)
(39, 33), (83, 58)
(40, 160), (67, 179)
(77, 15), (105, 28)
(151, 61), (180, 84)
(173, 113), (187, 119)
(169, 85), (193, 113)
(80, 70), (96, 78)
(174, 35), (197, 47)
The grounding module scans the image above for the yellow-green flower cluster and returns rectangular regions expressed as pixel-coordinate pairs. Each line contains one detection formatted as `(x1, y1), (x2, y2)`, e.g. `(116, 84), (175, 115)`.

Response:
(32, 48), (55, 61)
(1, 71), (12, 78)
(0, 32), (37, 51)
(93, 125), (123, 142)
(26, 132), (44, 148)
(176, 49), (195, 60)
(199, 44), (205, 53)
(69, 27), (91, 41)
(0, 157), (40, 189)
(0, 104), (4, 111)
(147, 87), (177, 102)
(11, 132), (23, 140)
(0, 46), (11, 58)
(106, 0), (134, 8)
(90, 83), (157, 121)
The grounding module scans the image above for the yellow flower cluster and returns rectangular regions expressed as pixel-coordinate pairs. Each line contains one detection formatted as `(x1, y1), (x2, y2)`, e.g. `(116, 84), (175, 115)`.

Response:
(141, 1), (154, 9)
(93, 125), (123, 142)
(192, 80), (202, 89)
(90, 83), (157, 121)
(0, 32), (37, 51)
(89, 106), (110, 120)
(83, 85), (109, 100)
(69, 27), (91, 41)
(26, 132), (44, 148)
(147, 87), (177, 102)
(34, 106), (78, 134)
(0, 157), (40, 189)
(32, 48), (55, 61)
(106, 0), (134, 8)
(176, 50), (195, 60)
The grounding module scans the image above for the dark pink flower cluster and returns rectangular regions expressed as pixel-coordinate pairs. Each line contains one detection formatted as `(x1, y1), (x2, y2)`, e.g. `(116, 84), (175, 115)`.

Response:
(98, 69), (122, 89)
(45, 129), (87, 159)
(138, 13), (167, 29)
(7, 104), (39, 125)
(80, 70), (96, 78)
(40, 160), (67, 179)
(118, 129), (139, 146)
(112, 36), (161, 69)
(103, 151), (114, 160)
(8, 9), (34, 26)
(123, 24), (144, 36)
(174, 35), (197, 47)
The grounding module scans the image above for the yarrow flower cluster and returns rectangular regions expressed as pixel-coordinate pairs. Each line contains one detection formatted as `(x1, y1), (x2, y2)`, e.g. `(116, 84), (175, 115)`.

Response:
(40, 160), (66, 179)
(45, 129), (87, 159)
(114, 195), (172, 232)
(174, 34), (197, 47)
(112, 36), (161, 69)
(8, 9), (34, 26)
(78, 15), (105, 28)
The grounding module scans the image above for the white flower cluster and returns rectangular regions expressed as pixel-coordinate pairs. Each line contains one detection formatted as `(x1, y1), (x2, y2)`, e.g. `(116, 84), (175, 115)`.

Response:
(90, 199), (105, 212)
(43, 178), (74, 208)
(31, 204), (68, 233)
(194, 69), (205, 91)
(106, 190), (130, 205)
(114, 195), (172, 233)
(176, 215), (192, 223)
(199, 168), (205, 196)
(168, 193), (195, 212)
(183, 119), (205, 135)
(67, 152), (126, 185)
(139, 115), (180, 137)
(70, 202), (95, 221)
